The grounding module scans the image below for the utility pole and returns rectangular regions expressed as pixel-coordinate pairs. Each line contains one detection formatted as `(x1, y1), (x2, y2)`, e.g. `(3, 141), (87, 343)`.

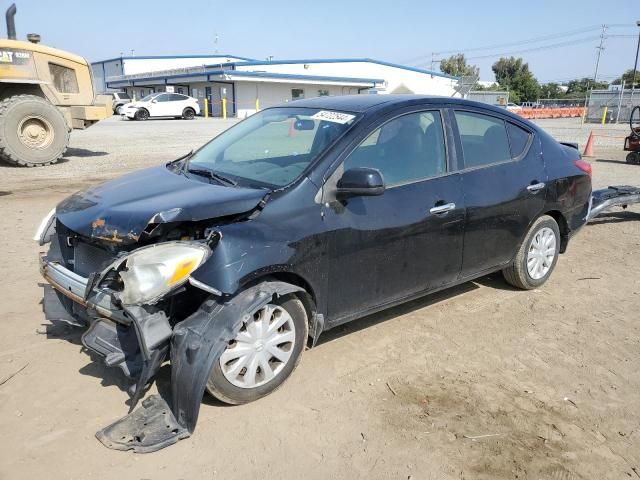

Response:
(593, 24), (608, 85)
(631, 20), (640, 101)
(583, 24), (608, 125)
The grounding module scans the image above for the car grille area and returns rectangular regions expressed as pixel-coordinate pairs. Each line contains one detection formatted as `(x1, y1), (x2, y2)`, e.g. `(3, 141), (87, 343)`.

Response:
(73, 241), (116, 277)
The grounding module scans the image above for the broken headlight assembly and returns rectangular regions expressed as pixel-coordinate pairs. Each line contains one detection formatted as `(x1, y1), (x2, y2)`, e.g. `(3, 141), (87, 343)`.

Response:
(33, 208), (56, 245)
(116, 242), (211, 305)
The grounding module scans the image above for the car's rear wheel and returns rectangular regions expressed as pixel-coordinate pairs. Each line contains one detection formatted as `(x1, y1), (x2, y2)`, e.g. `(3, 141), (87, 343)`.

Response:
(134, 108), (149, 121)
(503, 215), (560, 290)
(182, 108), (195, 120)
(206, 295), (308, 405)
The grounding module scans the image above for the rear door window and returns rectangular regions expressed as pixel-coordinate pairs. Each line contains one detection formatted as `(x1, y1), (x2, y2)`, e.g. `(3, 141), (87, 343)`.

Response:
(454, 111), (511, 168)
(506, 122), (532, 158)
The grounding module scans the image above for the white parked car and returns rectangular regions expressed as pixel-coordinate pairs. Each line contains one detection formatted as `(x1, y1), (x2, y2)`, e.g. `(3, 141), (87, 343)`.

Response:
(121, 93), (200, 120)
(506, 102), (523, 112)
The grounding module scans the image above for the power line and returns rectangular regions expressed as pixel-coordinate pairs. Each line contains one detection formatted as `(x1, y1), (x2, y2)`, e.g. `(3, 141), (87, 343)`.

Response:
(403, 23), (638, 66)
(436, 25), (601, 55)
(415, 35), (601, 67)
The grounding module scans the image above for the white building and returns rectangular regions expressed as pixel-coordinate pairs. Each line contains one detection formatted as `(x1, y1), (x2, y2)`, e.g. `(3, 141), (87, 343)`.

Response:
(91, 55), (460, 117)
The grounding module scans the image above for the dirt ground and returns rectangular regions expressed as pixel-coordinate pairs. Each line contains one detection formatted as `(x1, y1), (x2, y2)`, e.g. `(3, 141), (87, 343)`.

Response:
(0, 117), (638, 479)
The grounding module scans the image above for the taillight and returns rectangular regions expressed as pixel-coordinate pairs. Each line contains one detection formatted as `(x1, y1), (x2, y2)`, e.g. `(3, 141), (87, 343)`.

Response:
(574, 159), (592, 177)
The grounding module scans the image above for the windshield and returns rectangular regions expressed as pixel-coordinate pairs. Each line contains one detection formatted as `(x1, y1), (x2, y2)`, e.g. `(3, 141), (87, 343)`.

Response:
(139, 94), (157, 102)
(187, 107), (357, 188)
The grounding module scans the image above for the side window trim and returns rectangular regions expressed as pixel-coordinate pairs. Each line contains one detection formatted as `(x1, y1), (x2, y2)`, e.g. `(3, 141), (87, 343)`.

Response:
(451, 108), (534, 172)
(325, 107), (452, 191)
(506, 121), (535, 161)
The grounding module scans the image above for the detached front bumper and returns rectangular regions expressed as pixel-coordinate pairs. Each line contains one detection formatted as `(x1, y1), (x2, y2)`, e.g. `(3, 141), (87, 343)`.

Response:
(40, 252), (189, 451)
(39, 234), (305, 452)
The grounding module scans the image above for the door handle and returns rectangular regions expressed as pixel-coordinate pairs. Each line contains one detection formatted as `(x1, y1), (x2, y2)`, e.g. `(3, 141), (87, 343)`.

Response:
(429, 202), (456, 215)
(527, 182), (545, 193)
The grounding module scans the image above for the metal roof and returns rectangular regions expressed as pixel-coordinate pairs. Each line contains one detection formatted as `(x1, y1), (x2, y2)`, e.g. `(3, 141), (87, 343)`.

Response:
(92, 55), (458, 80)
(236, 58), (459, 80)
(105, 67), (384, 89)
(91, 54), (256, 65)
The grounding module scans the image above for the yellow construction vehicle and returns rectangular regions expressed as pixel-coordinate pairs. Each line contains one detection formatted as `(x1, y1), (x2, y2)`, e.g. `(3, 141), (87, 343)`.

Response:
(0, 3), (111, 167)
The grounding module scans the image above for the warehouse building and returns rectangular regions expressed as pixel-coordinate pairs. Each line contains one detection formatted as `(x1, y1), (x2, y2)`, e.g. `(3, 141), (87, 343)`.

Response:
(91, 55), (460, 117)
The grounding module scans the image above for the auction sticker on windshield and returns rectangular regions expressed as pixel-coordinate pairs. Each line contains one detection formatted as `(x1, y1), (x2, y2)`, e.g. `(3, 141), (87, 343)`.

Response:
(311, 110), (356, 124)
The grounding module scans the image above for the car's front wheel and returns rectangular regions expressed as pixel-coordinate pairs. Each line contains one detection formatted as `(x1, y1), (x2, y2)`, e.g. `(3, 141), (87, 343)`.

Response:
(206, 295), (308, 405)
(503, 215), (561, 290)
(134, 108), (149, 121)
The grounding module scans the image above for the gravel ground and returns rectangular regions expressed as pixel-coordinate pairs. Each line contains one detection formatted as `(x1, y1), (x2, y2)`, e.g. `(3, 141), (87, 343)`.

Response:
(0, 115), (638, 480)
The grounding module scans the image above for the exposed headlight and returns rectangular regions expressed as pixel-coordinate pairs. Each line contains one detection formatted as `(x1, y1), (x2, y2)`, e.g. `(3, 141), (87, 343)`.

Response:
(33, 208), (56, 245)
(118, 242), (211, 305)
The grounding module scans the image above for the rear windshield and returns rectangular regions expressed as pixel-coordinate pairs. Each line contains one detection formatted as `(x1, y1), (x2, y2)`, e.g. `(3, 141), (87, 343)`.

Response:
(116, 92), (130, 99)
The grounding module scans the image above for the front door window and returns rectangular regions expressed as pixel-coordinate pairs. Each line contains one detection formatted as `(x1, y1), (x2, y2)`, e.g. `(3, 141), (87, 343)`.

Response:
(344, 111), (447, 186)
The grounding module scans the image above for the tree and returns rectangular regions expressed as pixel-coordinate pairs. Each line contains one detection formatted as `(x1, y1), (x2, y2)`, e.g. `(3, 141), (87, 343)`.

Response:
(612, 69), (640, 87)
(439, 53), (479, 78)
(565, 77), (608, 96)
(491, 56), (540, 103)
(540, 82), (562, 99)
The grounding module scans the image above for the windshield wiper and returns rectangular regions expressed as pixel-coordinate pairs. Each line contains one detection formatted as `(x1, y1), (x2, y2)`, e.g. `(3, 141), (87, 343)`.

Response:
(187, 168), (238, 186)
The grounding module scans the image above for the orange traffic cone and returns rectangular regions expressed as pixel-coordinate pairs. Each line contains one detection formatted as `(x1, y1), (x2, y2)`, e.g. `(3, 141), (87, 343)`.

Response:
(583, 131), (595, 157)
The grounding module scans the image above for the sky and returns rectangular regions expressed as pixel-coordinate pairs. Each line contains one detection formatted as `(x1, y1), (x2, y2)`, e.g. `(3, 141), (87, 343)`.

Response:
(3, 0), (639, 83)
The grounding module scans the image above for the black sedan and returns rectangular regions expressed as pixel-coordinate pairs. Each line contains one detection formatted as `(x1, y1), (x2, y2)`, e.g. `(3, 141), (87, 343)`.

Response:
(37, 95), (592, 451)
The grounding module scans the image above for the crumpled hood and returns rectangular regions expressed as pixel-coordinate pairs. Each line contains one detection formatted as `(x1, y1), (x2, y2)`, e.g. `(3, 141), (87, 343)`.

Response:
(56, 166), (267, 243)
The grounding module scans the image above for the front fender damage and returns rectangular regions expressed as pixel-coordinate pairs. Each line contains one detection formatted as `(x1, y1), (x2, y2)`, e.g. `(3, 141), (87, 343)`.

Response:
(95, 281), (303, 453)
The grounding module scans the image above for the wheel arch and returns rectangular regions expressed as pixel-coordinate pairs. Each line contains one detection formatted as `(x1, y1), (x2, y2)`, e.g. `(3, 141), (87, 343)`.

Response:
(239, 270), (321, 346)
(0, 83), (47, 102)
(542, 209), (569, 253)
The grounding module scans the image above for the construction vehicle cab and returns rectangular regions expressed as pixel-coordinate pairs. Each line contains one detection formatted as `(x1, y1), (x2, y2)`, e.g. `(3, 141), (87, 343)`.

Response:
(0, 3), (111, 167)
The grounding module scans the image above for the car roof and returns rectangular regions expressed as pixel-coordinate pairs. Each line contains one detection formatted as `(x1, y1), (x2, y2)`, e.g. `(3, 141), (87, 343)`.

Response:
(286, 94), (535, 126)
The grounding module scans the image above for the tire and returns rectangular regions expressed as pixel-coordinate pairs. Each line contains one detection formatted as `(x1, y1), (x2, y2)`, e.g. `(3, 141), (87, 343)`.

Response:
(0, 94), (69, 167)
(182, 107), (195, 120)
(115, 104), (124, 115)
(206, 294), (308, 405)
(502, 215), (561, 290)
(134, 108), (149, 121)
(626, 152), (639, 165)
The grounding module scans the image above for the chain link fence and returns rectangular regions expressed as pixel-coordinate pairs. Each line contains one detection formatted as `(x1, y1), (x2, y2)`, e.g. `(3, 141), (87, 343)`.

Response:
(586, 89), (640, 124)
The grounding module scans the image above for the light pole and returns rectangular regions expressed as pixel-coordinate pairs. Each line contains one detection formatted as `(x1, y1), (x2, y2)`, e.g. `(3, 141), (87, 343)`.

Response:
(631, 20), (640, 97)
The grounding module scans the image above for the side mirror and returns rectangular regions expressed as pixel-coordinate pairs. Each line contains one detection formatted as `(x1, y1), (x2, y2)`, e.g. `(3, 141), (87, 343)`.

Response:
(151, 99), (157, 103)
(336, 168), (385, 198)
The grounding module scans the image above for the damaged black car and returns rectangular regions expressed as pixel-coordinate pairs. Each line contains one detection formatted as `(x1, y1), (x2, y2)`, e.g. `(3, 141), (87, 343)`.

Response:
(37, 95), (592, 452)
